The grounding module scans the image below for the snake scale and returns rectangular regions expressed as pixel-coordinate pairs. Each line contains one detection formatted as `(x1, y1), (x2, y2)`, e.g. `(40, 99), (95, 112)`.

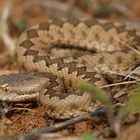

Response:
(0, 19), (140, 119)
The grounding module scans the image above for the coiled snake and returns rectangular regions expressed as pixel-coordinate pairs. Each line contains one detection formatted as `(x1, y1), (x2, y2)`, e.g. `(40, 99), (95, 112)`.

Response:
(0, 19), (140, 119)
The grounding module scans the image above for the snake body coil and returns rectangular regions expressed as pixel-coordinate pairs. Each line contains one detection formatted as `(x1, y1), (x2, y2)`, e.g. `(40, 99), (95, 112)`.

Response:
(0, 19), (140, 119)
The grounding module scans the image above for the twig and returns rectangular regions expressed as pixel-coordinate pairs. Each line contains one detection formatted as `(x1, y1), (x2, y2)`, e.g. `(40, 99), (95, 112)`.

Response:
(0, 0), (15, 56)
(9, 107), (35, 112)
(114, 37), (140, 55)
(124, 66), (140, 80)
(20, 104), (122, 140)
(105, 70), (140, 81)
(101, 80), (140, 88)
(20, 108), (106, 140)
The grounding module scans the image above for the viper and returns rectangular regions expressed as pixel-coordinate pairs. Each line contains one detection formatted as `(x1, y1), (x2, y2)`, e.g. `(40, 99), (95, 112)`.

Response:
(0, 19), (140, 119)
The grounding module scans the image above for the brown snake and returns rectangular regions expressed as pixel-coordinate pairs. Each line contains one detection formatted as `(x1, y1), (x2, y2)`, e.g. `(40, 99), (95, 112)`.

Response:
(0, 19), (140, 119)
